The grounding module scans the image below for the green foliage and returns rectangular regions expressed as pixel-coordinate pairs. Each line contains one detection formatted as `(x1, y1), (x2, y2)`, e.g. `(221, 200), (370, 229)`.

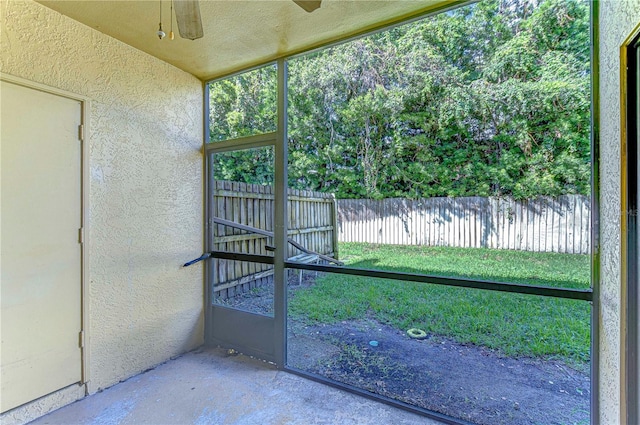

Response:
(208, 0), (591, 200)
(288, 243), (591, 363)
(209, 65), (277, 141)
(212, 148), (274, 185)
(209, 65), (277, 183)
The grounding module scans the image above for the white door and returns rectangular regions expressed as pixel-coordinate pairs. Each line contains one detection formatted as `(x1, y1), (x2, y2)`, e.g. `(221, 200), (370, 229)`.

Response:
(1, 80), (83, 412)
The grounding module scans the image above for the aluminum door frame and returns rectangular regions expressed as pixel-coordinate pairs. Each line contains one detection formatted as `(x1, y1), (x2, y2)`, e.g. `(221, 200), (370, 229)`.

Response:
(204, 60), (288, 365)
(622, 27), (640, 425)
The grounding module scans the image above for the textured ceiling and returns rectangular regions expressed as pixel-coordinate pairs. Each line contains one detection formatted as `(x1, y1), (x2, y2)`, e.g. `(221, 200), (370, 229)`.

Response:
(37, 0), (467, 81)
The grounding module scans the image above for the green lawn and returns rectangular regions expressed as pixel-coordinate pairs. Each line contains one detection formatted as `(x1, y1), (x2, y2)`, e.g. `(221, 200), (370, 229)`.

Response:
(289, 243), (591, 365)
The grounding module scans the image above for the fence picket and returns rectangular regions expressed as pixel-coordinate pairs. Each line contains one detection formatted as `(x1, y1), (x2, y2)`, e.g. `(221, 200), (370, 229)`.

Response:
(336, 195), (590, 254)
(212, 181), (337, 297)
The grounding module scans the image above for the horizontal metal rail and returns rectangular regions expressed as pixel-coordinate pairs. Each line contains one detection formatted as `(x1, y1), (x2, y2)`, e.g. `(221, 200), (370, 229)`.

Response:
(210, 251), (274, 264)
(205, 251), (592, 301)
(204, 132), (276, 154)
(284, 262), (593, 301)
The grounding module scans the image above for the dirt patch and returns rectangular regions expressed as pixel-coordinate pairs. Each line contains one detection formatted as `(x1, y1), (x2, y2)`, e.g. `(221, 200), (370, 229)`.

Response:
(222, 274), (590, 425)
(288, 319), (589, 425)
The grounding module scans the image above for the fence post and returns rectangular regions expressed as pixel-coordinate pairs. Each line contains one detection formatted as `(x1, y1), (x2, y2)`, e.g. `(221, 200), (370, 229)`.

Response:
(331, 193), (339, 260)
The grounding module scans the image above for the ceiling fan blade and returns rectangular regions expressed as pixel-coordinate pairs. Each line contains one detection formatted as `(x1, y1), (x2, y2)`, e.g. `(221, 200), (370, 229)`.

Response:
(174, 0), (204, 40)
(293, 0), (322, 13)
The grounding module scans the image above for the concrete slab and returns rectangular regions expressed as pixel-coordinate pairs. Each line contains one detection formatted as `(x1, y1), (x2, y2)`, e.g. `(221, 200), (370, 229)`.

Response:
(29, 348), (443, 425)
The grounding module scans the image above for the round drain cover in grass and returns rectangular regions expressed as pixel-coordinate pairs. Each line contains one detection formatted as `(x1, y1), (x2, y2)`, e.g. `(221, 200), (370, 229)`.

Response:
(407, 328), (427, 339)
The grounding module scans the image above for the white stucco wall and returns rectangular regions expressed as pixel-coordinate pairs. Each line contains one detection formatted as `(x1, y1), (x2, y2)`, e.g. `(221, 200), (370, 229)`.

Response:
(1, 0), (203, 399)
(598, 1), (640, 423)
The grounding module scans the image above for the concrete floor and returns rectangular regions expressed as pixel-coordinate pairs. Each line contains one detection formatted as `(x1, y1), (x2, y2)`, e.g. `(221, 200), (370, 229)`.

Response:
(29, 348), (443, 425)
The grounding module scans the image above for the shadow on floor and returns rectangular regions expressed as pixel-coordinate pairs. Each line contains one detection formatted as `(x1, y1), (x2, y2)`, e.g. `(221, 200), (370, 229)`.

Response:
(29, 347), (440, 425)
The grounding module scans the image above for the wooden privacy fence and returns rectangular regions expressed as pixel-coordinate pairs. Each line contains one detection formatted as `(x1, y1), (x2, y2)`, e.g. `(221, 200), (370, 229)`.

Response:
(212, 181), (338, 298)
(337, 195), (591, 254)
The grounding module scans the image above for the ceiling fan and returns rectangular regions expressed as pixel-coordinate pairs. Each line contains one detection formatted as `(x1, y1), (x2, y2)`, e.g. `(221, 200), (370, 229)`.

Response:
(173, 0), (203, 40)
(166, 0), (322, 41)
(292, 1), (323, 13)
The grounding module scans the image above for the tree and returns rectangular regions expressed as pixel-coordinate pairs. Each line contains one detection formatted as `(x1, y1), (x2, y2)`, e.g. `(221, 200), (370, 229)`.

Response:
(208, 0), (591, 200)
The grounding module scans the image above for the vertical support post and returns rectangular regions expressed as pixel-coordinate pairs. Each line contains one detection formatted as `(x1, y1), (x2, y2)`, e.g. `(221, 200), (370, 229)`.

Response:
(203, 81), (213, 344)
(274, 58), (288, 367)
(589, 1), (600, 423)
(331, 194), (339, 260)
(622, 28), (640, 425)
(634, 38), (640, 419)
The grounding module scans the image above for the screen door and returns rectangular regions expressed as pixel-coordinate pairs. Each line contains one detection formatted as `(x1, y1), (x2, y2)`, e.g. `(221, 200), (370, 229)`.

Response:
(205, 137), (281, 362)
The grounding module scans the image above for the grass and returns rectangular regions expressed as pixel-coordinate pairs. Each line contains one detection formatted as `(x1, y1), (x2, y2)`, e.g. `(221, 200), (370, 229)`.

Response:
(289, 243), (591, 365)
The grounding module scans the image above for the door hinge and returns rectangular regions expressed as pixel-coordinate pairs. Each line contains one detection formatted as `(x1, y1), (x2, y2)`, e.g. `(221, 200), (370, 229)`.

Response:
(78, 124), (84, 141)
(79, 331), (85, 348)
(78, 227), (84, 244)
